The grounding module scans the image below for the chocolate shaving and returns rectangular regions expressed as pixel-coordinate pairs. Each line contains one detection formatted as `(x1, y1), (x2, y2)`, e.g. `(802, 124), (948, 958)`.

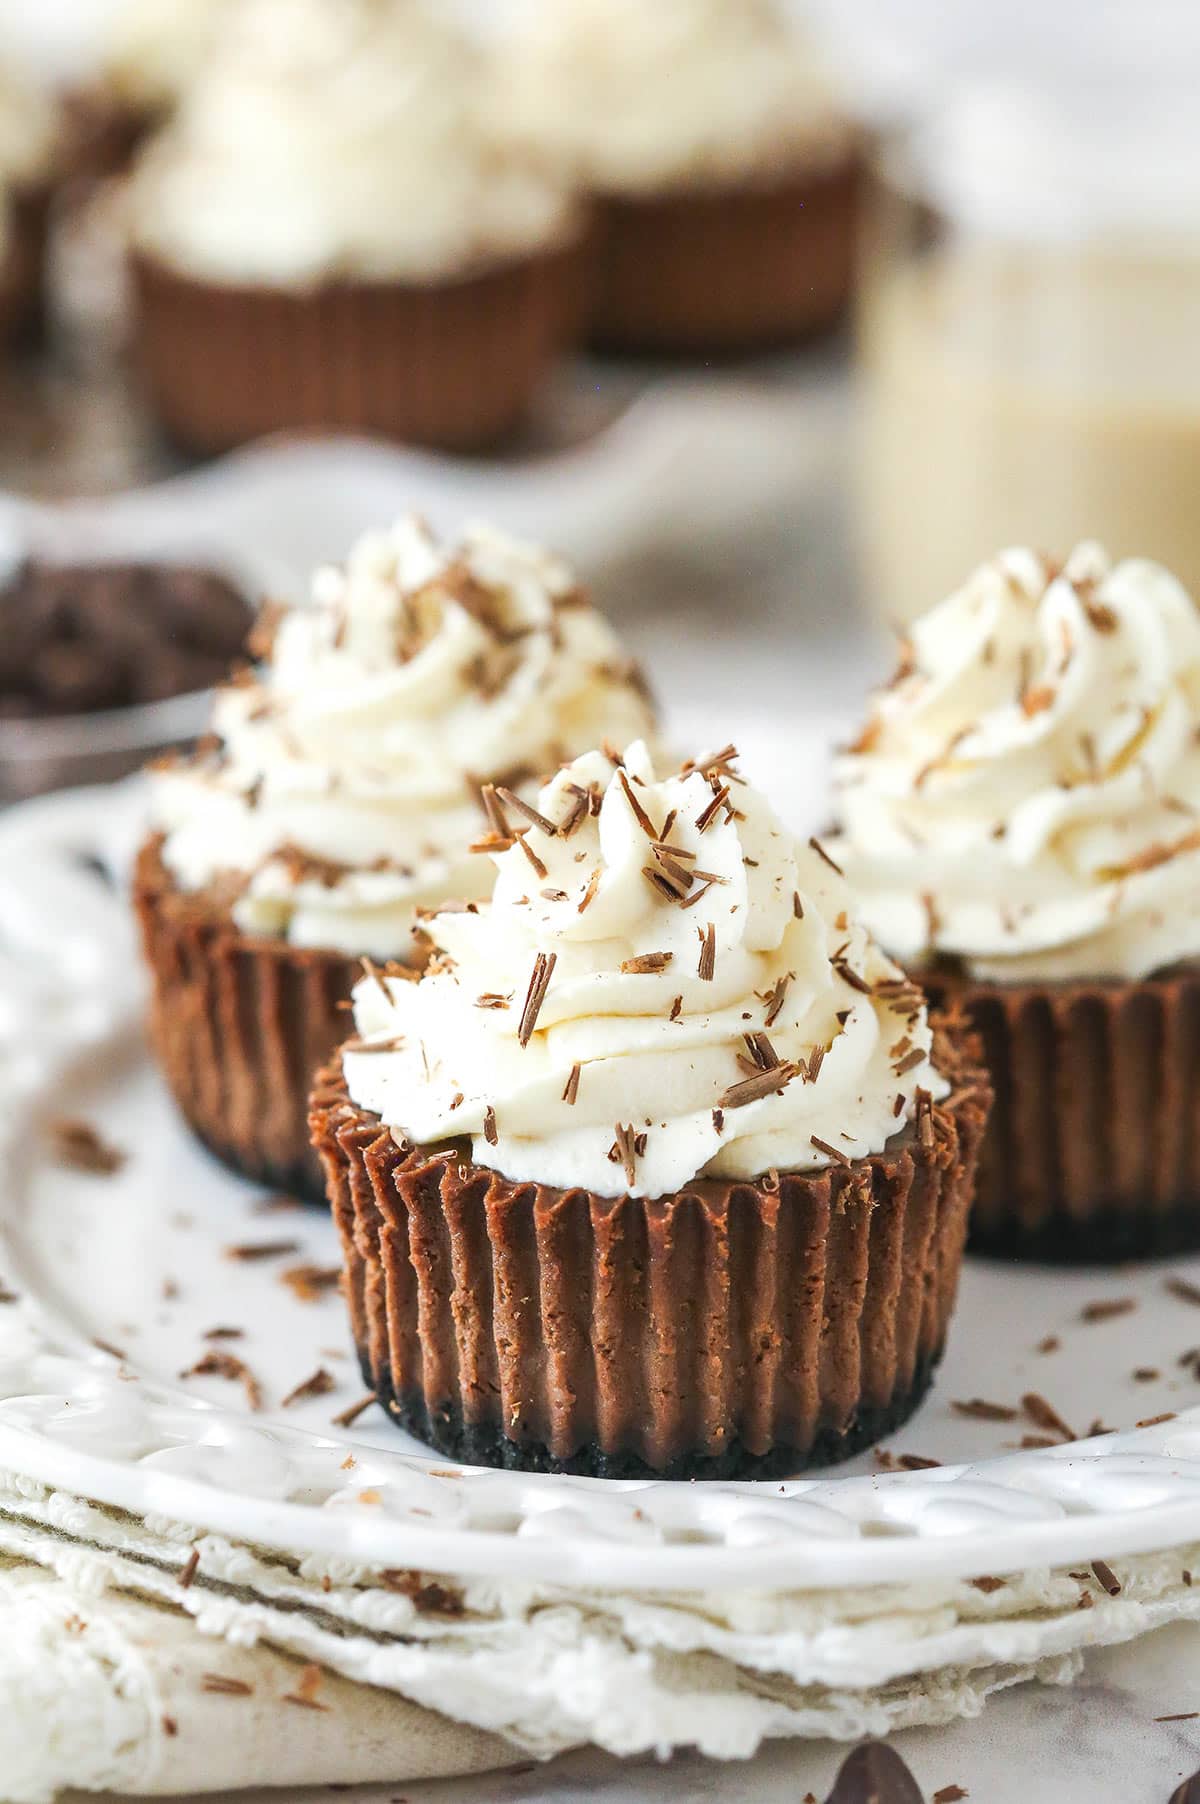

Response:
(224, 1239), (300, 1262)
(968, 1575), (1008, 1594)
(680, 878), (718, 910)
(331, 1392), (376, 1428)
(577, 867), (601, 913)
(793, 892), (804, 919)
(281, 1367), (336, 1409)
(694, 785), (731, 833)
(644, 861), (690, 902)
(718, 1063), (800, 1110)
(47, 1117), (125, 1176)
(202, 1673), (253, 1697)
(475, 992), (511, 1010)
(893, 1047), (927, 1077)
(807, 835), (844, 876)
(1091, 1559), (1122, 1596)
(759, 973), (792, 1027)
(515, 833), (548, 879)
(180, 1351), (263, 1412)
(952, 1398), (1017, 1422)
(620, 952), (673, 973)
(617, 769), (659, 839)
(280, 1264), (341, 1303)
(517, 951), (556, 1046)
(178, 1549), (200, 1589)
(483, 1104), (498, 1145)
(697, 922), (716, 981)
(561, 1064), (581, 1106)
(669, 994), (683, 1021)
(496, 787), (557, 837)
(1166, 1276), (1200, 1307)
(810, 1133), (851, 1166)
(743, 1030), (781, 1070)
(609, 1123), (639, 1188)
(1081, 1296), (1136, 1323)
(933, 1788), (968, 1803)
(1021, 1391), (1075, 1440)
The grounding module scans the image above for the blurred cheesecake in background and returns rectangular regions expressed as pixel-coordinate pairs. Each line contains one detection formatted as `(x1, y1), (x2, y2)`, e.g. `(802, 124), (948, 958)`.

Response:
(0, 60), (63, 343)
(125, 0), (585, 453)
(494, 0), (861, 355)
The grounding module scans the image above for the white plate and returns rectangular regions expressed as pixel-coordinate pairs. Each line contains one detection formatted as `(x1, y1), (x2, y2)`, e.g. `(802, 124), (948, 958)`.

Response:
(3, 781), (1200, 1598)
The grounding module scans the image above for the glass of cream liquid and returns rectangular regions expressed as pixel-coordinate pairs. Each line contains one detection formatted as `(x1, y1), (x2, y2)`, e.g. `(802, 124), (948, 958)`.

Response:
(859, 84), (1200, 621)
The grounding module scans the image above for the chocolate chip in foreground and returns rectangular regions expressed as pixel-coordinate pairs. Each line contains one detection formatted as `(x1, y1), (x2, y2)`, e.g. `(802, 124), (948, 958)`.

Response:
(826, 1740), (925, 1803)
(1170, 1771), (1200, 1803)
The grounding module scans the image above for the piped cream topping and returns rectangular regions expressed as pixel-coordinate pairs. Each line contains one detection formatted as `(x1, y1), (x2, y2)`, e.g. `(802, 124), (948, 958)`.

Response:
(343, 741), (947, 1198)
(832, 542), (1200, 981)
(128, 0), (580, 284)
(492, 0), (853, 197)
(151, 517), (657, 960)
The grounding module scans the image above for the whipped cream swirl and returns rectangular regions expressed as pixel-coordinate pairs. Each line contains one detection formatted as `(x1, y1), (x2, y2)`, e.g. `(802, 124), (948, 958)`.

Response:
(344, 742), (946, 1198)
(493, 0), (853, 196)
(152, 517), (656, 959)
(832, 543), (1200, 982)
(129, 0), (579, 285)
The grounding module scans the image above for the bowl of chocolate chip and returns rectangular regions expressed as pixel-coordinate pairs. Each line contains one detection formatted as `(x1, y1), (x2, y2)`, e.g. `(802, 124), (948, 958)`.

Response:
(0, 551), (256, 801)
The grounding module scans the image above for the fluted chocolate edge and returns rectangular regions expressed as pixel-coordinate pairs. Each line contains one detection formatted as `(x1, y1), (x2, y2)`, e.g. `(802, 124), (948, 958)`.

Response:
(309, 1024), (990, 1478)
(134, 834), (362, 1202)
(926, 967), (1200, 1262)
(588, 154), (860, 356)
(131, 240), (587, 456)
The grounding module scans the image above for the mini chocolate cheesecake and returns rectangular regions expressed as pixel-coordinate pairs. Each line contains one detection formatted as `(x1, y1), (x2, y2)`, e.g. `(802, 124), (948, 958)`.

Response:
(311, 742), (989, 1476)
(831, 541), (1200, 1262)
(135, 517), (657, 1200)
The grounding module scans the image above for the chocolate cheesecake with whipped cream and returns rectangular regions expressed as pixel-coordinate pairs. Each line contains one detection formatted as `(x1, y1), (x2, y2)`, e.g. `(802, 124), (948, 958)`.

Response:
(311, 741), (988, 1476)
(832, 541), (1200, 1259)
(134, 516), (656, 1199)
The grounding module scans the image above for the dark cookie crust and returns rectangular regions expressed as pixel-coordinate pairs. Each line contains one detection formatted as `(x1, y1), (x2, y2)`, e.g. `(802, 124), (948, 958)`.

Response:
(366, 1348), (940, 1480)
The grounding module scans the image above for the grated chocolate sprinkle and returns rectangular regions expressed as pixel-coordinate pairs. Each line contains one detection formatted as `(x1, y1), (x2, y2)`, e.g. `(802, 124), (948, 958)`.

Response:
(517, 951), (556, 1046)
(697, 921), (716, 981)
(281, 1367), (336, 1409)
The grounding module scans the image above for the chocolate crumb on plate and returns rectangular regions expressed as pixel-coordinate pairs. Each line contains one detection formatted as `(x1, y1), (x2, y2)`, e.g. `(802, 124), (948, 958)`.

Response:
(280, 1263), (342, 1302)
(201, 1673), (253, 1696)
(281, 1367), (336, 1408)
(1166, 1277), (1200, 1307)
(1081, 1296), (1137, 1323)
(224, 1239), (302, 1262)
(203, 1325), (244, 1340)
(825, 1740), (924, 1803)
(180, 1350), (263, 1412)
(1036, 1334), (1061, 1354)
(1156, 1713), (1200, 1723)
(951, 1398), (1017, 1423)
(47, 1117), (125, 1175)
(331, 1392), (377, 1429)
(933, 1789), (968, 1803)
(1021, 1391), (1076, 1440)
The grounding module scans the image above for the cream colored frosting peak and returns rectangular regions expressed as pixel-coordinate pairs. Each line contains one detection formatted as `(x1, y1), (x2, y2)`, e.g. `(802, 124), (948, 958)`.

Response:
(493, 0), (853, 196)
(129, 0), (580, 285)
(832, 542), (1200, 981)
(151, 517), (657, 959)
(344, 741), (946, 1198)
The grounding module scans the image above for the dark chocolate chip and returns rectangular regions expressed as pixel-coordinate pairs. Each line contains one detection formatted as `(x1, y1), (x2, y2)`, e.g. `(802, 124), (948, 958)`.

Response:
(826, 1741), (926, 1803)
